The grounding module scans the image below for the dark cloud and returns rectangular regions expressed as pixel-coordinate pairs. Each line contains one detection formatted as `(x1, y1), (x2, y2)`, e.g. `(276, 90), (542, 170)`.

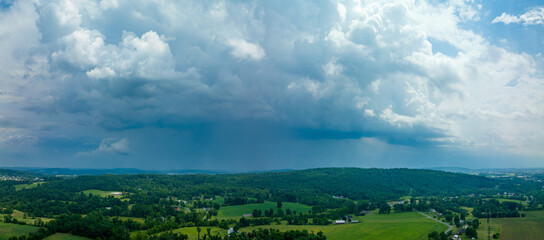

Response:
(0, 0), (543, 170)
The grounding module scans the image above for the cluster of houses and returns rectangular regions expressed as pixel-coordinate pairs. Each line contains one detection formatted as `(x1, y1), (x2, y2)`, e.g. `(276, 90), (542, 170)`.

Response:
(227, 228), (240, 236)
(429, 208), (443, 216)
(452, 224), (475, 240)
(331, 216), (359, 224)
(0, 176), (42, 181)
(387, 200), (405, 207)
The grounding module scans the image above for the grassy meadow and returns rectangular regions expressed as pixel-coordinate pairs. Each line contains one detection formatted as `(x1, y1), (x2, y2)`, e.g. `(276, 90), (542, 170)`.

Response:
(477, 210), (544, 240)
(217, 201), (311, 218)
(154, 212), (446, 240)
(43, 233), (91, 240)
(111, 216), (145, 223)
(0, 223), (40, 239)
(240, 211), (447, 240)
(209, 196), (225, 205)
(14, 182), (46, 191)
(171, 227), (227, 239)
(81, 189), (123, 197)
(0, 210), (52, 225)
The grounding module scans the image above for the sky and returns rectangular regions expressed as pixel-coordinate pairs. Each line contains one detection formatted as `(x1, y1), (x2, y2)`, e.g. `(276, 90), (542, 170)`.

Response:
(0, 0), (543, 171)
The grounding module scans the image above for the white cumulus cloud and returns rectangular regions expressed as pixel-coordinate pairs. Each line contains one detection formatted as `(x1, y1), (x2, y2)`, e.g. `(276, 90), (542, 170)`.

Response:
(493, 7), (544, 25)
(79, 138), (130, 156)
(227, 38), (266, 61)
(53, 29), (177, 79)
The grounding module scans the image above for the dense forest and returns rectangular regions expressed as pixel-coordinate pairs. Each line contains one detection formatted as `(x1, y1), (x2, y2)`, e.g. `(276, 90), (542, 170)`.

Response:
(7, 168), (508, 202)
(2, 168), (541, 218)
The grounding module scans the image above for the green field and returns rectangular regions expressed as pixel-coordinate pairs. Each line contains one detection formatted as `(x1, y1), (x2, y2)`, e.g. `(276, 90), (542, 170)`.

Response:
(81, 189), (123, 197)
(0, 210), (52, 225)
(210, 196), (225, 205)
(483, 198), (527, 205)
(43, 233), (91, 240)
(217, 201), (312, 218)
(14, 182), (46, 191)
(171, 227), (227, 239)
(354, 211), (423, 221)
(477, 210), (544, 240)
(497, 198), (527, 204)
(215, 204), (447, 240)
(112, 216), (145, 223)
(0, 223), (40, 239)
(240, 212), (447, 240)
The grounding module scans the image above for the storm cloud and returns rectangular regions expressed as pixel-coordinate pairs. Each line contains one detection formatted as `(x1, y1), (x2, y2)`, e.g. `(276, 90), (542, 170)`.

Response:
(1, 0), (543, 170)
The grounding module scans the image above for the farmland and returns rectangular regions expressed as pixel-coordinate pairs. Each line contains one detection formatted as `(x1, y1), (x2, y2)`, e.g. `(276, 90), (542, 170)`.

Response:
(0, 210), (52, 225)
(477, 210), (544, 240)
(0, 223), (39, 239)
(0, 167), (542, 240)
(149, 211), (448, 240)
(81, 189), (124, 197)
(239, 211), (448, 240)
(14, 182), (46, 191)
(217, 201), (311, 218)
(171, 227), (227, 239)
(43, 233), (91, 240)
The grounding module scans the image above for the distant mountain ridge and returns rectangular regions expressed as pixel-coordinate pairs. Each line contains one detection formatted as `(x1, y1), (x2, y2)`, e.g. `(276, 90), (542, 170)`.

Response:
(20, 167), (509, 203)
(3, 166), (543, 177)
(0, 168), (44, 179)
(2, 167), (227, 176)
(1, 167), (296, 176)
(3, 167), (541, 203)
(425, 167), (544, 174)
(425, 167), (476, 173)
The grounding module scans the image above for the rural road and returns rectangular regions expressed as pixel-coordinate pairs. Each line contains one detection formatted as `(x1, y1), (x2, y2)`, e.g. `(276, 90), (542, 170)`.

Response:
(416, 210), (454, 233)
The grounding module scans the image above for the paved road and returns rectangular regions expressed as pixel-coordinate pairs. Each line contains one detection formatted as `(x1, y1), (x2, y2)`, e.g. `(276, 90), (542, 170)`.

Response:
(416, 210), (454, 233)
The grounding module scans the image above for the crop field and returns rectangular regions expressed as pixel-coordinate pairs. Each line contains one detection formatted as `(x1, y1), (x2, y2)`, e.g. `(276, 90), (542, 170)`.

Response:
(0, 222), (40, 239)
(477, 210), (544, 240)
(217, 201), (311, 218)
(14, 182), (46, 191)
(43, 233), (91, 240)
(240, 211), (448, 240)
